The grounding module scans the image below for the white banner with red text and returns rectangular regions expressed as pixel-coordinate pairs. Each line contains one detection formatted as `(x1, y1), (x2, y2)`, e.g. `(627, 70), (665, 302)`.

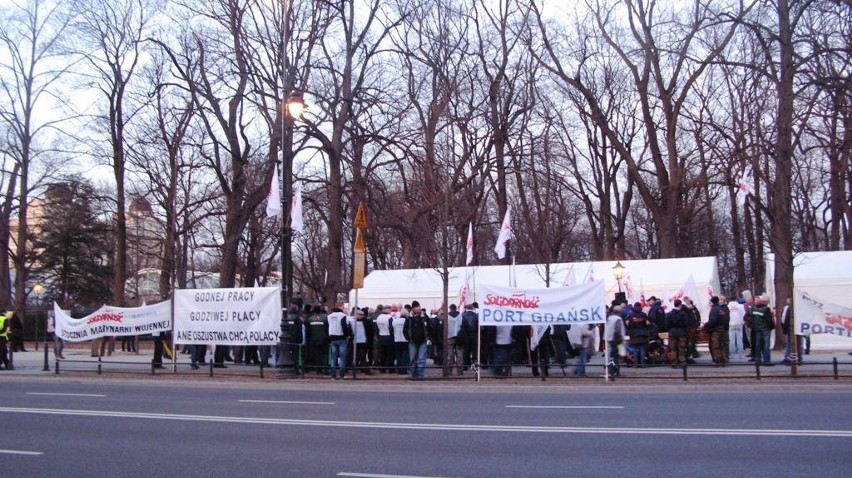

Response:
(173, 287), (281, 345)
(480, 280), (606, 326)
(796, 289), (852, 339)
(53, 301), (172, 342)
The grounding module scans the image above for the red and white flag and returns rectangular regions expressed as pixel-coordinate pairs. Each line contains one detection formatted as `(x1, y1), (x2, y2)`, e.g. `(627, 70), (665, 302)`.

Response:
(465, 222), (474, 265)
(494, 207), (512, 259)
(736, 167), (752, 207)
(290, 182), (304, 233)
(266, 163), (282, 217)
(457, 275), (470, 307)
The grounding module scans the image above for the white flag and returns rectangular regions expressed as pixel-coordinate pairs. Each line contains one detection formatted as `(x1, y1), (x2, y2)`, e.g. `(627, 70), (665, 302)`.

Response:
(736, 167), (752, 207)
(494, 207), (512, 259)
(266, 163), (282, 217)
(465, 222), (474, 265)
(290, 182), (304, 233)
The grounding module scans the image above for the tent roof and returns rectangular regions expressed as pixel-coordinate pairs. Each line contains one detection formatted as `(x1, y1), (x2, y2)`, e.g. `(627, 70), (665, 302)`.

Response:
(351, 256), (720, 311)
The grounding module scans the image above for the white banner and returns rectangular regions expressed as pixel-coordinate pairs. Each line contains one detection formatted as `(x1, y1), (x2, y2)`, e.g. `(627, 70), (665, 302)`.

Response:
(54, 301), (172, 342)
(173, 287), (281, 345)
(796, 290), (852, 338)
(480, 280), (606, 326)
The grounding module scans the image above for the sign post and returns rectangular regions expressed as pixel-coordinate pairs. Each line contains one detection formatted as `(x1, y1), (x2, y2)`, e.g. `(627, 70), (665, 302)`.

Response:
(352, 202), (368, 378)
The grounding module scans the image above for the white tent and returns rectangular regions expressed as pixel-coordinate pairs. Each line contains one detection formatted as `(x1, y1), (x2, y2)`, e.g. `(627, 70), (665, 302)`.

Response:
(767, 251), (852, 350)
(349, 256), (721, 317)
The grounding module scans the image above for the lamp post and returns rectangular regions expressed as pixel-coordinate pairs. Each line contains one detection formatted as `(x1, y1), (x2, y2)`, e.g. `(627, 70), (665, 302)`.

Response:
(278, 0), (305, 374)
(280, 88), (304, 312)
(612, 261), (626, 303)
(279, 0), (305, 313)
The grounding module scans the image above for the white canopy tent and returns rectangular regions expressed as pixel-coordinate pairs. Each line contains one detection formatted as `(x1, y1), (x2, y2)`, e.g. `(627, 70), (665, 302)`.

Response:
(349, 256), (721, 318)
(766, 251), (852, 350)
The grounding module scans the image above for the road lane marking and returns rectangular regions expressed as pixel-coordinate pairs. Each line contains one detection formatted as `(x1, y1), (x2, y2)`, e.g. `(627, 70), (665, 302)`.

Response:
(338, 473), (449, 478)
(1, 407), (850, 438)
(0, 449), (44, 456)
(26, 393), (106, 398)
(506, 405), (624, 410)
(239, 400), (335, 405)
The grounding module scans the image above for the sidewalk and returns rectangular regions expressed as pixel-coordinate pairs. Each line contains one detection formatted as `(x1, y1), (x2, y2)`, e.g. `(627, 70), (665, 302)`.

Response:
(4, 341), (852, 384)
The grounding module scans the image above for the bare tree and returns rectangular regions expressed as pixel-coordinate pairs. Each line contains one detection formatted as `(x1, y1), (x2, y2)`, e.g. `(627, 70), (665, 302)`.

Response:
(0, 0), (75, 315)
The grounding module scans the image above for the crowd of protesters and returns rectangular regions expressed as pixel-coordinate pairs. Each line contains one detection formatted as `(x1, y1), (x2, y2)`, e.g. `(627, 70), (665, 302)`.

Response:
(5, 290), (809, 378)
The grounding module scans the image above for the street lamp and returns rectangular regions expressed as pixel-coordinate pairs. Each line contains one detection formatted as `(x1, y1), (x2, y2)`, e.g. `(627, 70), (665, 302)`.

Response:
(612, 261), (625, 293)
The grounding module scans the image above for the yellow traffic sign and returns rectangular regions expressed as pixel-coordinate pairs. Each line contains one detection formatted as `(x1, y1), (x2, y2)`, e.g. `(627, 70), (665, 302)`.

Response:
(354, 202), (368, 229)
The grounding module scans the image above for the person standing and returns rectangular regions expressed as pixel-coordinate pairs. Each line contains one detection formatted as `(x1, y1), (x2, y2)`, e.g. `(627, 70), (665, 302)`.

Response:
(46, 311), (65, 359)
(605, 305), (626, 376)
(625, 303), (651, 368)
(391, 306), (409, 375)
(307, 306), (329, 374)
(705, 296), (730, 366)
(0, 311), (10, 370)
(747, 295), (775, 365)
(429, 309), (444, 366)
(374, 306), (394, 373)
(666, 300), (689, 368)
(458, 304), (479, 370)
(404, 301), (431, 380)
(683, 297), (701, 362)
(152, 331), (166, 369)
(728, 297), (746, 359)
(10, 312), (26, 352)
(327, 307), (350, 380)
(348, 309), (372, 374)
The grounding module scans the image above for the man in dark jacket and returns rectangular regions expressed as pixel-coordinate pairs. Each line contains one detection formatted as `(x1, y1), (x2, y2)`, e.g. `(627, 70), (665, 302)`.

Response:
(647, 297), (666, 336)
(747, 295), (774, 365)
(666, 300), (689, 367)
(705, 296), (730, 366)
(625, 303), (651, 368)
(458, 304), (478, 370)
(404, 300), (431, 380)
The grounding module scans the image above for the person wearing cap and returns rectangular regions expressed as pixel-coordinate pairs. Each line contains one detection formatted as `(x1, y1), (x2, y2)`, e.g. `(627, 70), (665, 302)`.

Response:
(605, 305), (626, 376)
(705, 296), (730, 366)
(403, 300), (431, 380)
(665, 300), (689, 368)
(746, 294), (775, 365)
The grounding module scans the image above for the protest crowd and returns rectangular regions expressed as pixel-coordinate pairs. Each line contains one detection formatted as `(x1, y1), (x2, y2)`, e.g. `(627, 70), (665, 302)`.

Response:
(141, 291), (803, 380)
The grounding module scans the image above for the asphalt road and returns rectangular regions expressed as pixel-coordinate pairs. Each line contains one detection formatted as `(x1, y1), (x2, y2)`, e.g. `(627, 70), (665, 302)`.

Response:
(0, 379), (850, 477)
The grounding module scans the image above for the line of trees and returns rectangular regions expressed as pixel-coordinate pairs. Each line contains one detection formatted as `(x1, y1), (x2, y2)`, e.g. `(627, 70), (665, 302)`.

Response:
(0, 0), (849, 317)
